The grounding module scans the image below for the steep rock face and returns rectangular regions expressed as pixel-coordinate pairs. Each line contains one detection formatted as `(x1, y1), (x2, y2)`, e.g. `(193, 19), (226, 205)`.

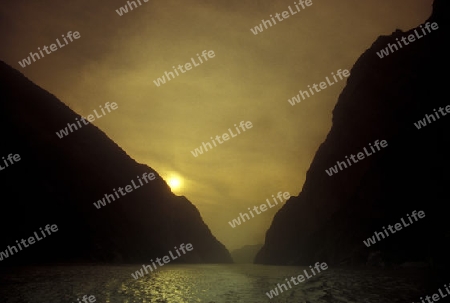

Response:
(255, 0), (449, 269)
(0, 61), (232, 265)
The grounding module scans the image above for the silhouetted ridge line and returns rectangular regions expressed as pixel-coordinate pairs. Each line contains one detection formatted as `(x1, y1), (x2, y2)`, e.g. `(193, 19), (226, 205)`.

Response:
(0, 60), (232, 265)
(255, 0), (449, 276)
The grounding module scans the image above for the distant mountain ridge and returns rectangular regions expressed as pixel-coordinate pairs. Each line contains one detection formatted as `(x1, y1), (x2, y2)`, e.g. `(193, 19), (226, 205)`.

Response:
(0, 61), (232, 265)
(255, 0), (449, 272)
(231, 244), (263, 263)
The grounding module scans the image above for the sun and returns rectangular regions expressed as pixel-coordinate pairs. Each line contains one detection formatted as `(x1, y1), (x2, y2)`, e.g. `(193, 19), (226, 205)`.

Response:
(167, 176), (182, 191)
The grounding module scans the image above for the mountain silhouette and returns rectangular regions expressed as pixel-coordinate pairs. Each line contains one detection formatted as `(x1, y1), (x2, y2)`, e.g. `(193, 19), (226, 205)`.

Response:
(256, 0), (449, 276)
(231, 244), (263, 263)
(0, 61), (232, 265)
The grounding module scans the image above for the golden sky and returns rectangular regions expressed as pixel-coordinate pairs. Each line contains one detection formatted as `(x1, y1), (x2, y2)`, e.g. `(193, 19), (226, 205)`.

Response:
(0, 0), (433, 250)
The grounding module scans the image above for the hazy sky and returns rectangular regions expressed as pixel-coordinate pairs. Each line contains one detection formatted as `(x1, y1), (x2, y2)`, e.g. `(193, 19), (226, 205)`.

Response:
(0, 0), (433, 250)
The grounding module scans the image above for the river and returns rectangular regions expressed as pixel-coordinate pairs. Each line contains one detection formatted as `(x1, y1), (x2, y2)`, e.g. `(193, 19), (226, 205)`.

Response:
(0, 264), (433, 302)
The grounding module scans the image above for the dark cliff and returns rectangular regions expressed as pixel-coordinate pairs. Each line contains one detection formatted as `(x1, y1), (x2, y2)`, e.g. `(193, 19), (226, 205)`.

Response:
(255, 0), (449, 272)
(0, 61), (232, 265)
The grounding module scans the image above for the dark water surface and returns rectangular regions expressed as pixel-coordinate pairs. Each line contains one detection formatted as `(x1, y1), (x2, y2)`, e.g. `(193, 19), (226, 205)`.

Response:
(0, 264), (432, 302)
